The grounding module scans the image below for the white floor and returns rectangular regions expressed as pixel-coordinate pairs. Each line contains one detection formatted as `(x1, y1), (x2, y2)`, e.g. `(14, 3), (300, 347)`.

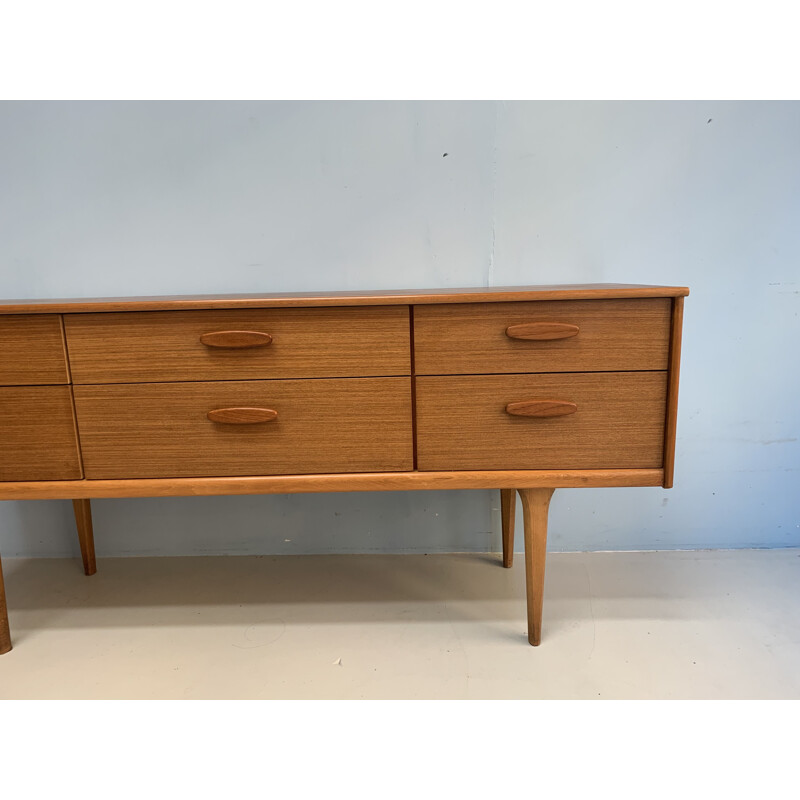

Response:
(0, 549), (798, 699)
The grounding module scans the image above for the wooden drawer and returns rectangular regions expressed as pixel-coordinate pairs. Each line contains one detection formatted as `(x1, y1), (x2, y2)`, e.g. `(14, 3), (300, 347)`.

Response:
(416, 372), (667, 470)
(74, 377), (413, 479)
(0, 315), (70, 385)
(413, 298), (671, 375)
(0, 387), (82, 480)
(64, 306), (410, 384)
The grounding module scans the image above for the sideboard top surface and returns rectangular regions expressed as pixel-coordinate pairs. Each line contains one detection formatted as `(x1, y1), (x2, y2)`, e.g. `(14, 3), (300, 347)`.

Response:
(0, 284), (689, 314)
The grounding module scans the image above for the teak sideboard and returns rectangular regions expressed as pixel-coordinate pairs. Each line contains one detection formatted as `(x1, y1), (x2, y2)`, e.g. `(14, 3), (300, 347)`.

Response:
(0, 284), (688, 654)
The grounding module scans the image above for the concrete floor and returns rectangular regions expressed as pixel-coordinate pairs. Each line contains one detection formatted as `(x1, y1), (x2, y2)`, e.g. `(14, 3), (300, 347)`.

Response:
(0, 549), (798, 699)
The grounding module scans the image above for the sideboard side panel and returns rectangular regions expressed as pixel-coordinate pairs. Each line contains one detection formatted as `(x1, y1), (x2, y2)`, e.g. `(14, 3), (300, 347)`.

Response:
(662, 296), (685, 488)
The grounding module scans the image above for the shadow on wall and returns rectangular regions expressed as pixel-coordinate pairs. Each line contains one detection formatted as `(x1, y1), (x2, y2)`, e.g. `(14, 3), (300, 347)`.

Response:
(1, 491), (497, 558)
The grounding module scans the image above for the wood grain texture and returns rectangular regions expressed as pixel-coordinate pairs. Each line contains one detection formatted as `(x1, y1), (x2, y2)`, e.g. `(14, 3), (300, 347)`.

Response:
(0, 285), (690, 315)
(0, 386), (83, 481)
(64, 306), (410, 384)
(519, 488), (555, 646)
(501, 488), (516, 568)
(0, 314), (70, 385)
(74, 378), (413, 479)
(72, 499), (96, 576)
(416, 372), (667, 471)
(414, 298), (672, 375)
(663, 296), (685, 489)
(0, 553), (11, 654)
(0, 469), (664, 500)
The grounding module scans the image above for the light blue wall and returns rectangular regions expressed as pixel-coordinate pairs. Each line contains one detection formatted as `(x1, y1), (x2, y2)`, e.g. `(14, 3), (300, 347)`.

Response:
(1, 101), (798, 556)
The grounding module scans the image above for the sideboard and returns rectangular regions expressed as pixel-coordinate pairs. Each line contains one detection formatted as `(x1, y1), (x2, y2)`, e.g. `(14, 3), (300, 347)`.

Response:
(0, 284), (687, 654)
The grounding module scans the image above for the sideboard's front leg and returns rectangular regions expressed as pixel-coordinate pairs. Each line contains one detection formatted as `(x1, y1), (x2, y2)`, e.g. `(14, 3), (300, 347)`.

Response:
(518, 488), (555, 646)
(72, 499), (96, 576)
(500, 489), (516, 568)
(0, 553), (11, 654)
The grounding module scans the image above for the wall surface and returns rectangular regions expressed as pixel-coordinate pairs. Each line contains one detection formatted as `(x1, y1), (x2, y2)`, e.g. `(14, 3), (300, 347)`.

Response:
(0, 101), (798, 556)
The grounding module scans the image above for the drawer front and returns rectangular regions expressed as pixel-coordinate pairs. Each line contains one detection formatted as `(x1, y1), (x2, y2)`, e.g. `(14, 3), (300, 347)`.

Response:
(74, 378), (413, 478)
(413, 298), (671, 375)
(65, 306), (410, 384)
(0, 315), (70, 385)
(416, 372), (667, 470)
(0, 387), (82, 480)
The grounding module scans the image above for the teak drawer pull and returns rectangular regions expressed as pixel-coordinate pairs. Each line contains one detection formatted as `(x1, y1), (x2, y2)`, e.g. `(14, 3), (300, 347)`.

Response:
(505, 399), (578, 418)
(199, 331), (273, 348)
(505, 322), (579, 341)
(207, 407), (278, 424)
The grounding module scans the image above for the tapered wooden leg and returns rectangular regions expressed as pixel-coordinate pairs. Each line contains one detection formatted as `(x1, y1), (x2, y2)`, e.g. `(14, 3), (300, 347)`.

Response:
(519, 488), (555, 646)
(500, 489), (516, 568)
(72, 499), (97, 576)
(0, 554), (11, 655)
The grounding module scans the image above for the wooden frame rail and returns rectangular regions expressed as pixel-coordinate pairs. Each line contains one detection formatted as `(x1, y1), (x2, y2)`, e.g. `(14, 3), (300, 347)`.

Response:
(0, 469), (664, 500)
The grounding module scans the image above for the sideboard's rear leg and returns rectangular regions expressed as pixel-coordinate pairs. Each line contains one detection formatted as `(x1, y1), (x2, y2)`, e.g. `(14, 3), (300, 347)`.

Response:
(0, 553), (11, 654)
(519, 488), (555, 646)
(72, 499), (96, 576)
(500, 489), (516, 568)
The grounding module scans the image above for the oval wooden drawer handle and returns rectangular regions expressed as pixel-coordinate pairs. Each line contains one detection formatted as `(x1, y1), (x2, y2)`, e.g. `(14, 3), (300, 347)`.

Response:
(207, 407), (278, 424)
(505, 322), (579, 341)
(200, 331), (273, 348)
(505, 399), (578, 418)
